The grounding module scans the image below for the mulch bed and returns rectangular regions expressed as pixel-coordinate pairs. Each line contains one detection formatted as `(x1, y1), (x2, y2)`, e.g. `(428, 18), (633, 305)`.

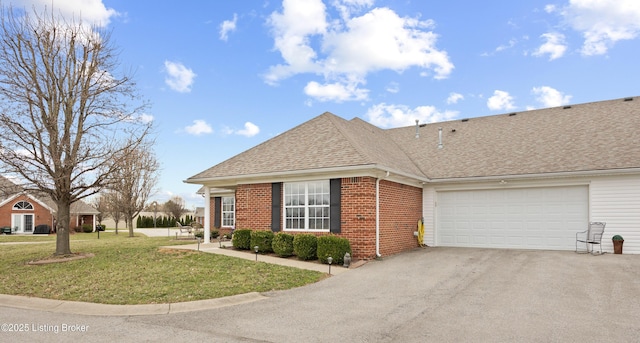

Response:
(27, 253), (95, 265)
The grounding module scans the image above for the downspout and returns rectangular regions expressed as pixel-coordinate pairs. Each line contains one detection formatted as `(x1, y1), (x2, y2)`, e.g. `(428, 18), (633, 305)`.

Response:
(376, 171), (390, 258)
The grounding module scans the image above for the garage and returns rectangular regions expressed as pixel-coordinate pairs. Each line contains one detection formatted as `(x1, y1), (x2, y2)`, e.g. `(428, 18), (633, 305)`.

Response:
(436, 185), (588, 250)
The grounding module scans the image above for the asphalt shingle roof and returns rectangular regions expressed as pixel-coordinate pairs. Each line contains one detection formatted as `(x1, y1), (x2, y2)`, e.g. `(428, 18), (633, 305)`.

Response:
(187, 96), (640, 183)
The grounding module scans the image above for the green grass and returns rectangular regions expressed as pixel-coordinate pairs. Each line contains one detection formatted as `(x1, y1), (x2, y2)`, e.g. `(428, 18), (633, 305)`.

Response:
(0, 232), (324, 305)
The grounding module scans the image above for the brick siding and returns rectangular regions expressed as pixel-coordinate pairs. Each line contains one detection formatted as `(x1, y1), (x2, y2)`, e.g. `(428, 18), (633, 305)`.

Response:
(217, 177), (423, 260)
(0, 195), (54, 230)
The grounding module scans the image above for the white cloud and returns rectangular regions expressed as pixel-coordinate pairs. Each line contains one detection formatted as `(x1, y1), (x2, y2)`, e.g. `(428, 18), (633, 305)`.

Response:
(139, 113), (154, 124)
(487, 90), (516, 111)
(332, 0), (374, 20)
(561, 0), (640, 56)
(12, 0), (118, 27)
(185, 120), (212, 135)
(237, 122), (260, 137)
(304, 80), (368, 102)
(385, 82), (399, 94)
(532, 86), (572, 107)
(223, 122), (261, 137)
(265, 1), (453, 103)
(446, 92), (464, 104)
(219, 13), (238, 41)
(533, 32), (567, 60)
(495, 38), (518, 52)
(163, 61), (196, 93)
(365, 103), (458, 129)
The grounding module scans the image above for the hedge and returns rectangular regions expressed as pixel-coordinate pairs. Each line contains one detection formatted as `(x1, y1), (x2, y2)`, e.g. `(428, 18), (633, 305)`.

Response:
(293, 234), (318, 261)
(250, 230), (274, 254)
(272, 233), (294, 257)
(317, 235), (352, 264)
(232, 229), (252, 250)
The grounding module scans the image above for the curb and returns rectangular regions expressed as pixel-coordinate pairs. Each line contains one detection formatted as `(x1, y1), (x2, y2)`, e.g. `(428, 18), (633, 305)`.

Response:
(0, 292), (267, 316)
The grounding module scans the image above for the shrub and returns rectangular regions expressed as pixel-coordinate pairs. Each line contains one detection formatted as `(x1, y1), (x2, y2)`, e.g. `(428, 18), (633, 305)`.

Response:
(82, 224), (93, 233)
(194, 231), (204, 239)
(251, 230), (274, 253)
(317, 235), (352, 264)
(232, 229), (252, 250)
(293, 234), (318, 261)
(272, 233), (294, 257)
(210, 229), (220, 239)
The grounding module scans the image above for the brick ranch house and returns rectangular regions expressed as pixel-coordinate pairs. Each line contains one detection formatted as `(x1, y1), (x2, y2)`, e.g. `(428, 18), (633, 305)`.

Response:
(0, 176), (99, 234)
(185, 96), (640, 259)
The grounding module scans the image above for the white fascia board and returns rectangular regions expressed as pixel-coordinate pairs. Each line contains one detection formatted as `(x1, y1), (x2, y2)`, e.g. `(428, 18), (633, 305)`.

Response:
(428, 167), (640, 184)
(184, 164), (429, 188)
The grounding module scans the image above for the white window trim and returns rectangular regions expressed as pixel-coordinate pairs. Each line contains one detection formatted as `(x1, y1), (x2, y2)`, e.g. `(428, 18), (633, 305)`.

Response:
(13, 200), (33, 210)
(12, 213), (34, 233)
(221, 196), (235, 228)
(283, 180), (330, 232)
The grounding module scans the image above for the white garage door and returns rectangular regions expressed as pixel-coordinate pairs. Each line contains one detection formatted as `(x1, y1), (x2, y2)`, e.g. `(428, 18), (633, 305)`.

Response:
(437, 186), (588, 250)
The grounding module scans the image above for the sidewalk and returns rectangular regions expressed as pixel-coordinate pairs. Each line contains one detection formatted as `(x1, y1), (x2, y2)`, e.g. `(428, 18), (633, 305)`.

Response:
(161, 242), (352, 275)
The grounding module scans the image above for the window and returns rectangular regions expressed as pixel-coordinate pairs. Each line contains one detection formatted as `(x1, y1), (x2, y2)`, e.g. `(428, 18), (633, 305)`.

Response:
(13, 201), (33, 210)
(284, 181), (330, 231)
(222, 196), (235, 227)
(12, 214), (33, 233)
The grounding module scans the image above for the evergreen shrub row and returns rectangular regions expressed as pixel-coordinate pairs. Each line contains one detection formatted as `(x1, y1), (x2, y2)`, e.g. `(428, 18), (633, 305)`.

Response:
(233, 230), (351, 264)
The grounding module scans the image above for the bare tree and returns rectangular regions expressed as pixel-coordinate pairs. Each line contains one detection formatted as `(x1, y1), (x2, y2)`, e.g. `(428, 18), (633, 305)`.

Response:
(163, 196), (187, 223)
(0, 7), (151, 255)
(91, 194), (107, 225)
(110, 142), (159, 237)
(104, 190), (123, 235)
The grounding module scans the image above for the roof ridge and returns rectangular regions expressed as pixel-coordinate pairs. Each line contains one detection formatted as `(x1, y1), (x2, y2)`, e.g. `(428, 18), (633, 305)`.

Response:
(323, 114), (376, 164)
(333, 116), (428, 178)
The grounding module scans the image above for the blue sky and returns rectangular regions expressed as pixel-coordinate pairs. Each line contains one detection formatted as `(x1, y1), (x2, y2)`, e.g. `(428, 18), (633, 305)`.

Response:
(11, 0), (640, 209)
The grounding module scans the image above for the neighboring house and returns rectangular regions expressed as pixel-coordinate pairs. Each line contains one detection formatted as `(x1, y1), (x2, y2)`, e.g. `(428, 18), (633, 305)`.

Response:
(185, 96), (640, 258)
(193, 207), (205, 227)
(0, 176), (99, 233)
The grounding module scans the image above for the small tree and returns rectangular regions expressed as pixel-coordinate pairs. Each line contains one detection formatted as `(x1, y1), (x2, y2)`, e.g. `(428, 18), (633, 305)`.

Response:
(163, 196), (187, 223)
(91, 194), (108, 226)
(109, 142), (159, 237)
(104, 190), (123, 234)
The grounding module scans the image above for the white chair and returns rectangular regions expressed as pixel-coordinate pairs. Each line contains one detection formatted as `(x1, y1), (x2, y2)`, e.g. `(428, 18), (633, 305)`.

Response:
(575, 222), (606, 255)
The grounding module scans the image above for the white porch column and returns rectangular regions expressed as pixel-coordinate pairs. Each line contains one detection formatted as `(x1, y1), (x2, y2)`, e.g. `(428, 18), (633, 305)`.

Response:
(203, 186), (211, 244)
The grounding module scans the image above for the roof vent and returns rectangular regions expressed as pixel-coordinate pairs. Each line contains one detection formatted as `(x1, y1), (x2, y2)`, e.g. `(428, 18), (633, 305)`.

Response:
(563, 106), (572, 109)
(508, 112), (517, 116)
(624, 97), (633, 102)
(461, 118), (469, 122)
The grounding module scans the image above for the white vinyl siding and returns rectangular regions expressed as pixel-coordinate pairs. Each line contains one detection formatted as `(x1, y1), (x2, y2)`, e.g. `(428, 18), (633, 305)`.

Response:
(590, 175), (640, 254)
(421, 187), (435, 246)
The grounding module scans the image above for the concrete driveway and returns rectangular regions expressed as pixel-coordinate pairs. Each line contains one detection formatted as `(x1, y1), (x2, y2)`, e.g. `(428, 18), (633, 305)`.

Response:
(2, 248), (639, 342)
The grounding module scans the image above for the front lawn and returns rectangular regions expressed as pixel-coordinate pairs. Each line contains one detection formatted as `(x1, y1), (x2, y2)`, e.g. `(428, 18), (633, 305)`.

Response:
(0, 232), (324, 304)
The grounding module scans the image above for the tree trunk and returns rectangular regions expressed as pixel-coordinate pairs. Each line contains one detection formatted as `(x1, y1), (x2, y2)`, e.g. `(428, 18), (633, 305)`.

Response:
(55, 199), (72, 256)
(128, 218), (134, 237)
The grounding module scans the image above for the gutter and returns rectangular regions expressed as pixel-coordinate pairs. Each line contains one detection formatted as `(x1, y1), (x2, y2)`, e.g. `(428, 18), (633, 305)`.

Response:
(376, 171), (390, 258)
(427, 167), (640, 184)
(184, 164), (430, 186)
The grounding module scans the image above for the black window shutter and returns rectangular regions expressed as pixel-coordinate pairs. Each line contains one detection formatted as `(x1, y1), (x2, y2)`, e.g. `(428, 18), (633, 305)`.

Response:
(330, 178), (341, 233)
(213, 197), (221, 228)
(271, 183), (281, 232)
